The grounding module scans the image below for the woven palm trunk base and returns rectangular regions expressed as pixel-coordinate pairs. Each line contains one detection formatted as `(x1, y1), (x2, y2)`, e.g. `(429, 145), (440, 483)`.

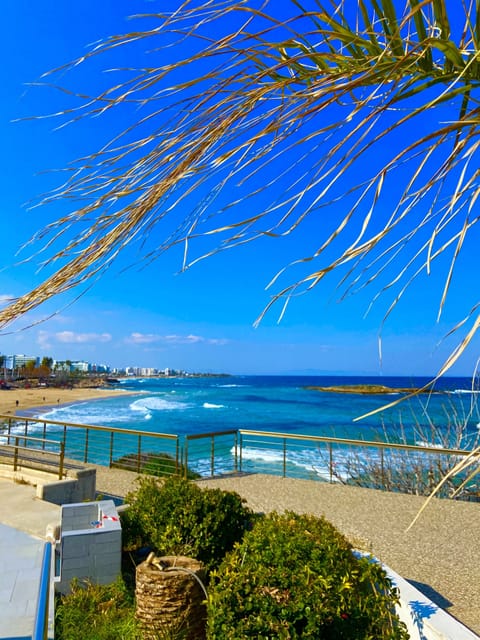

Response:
(135, 555), (207, 640)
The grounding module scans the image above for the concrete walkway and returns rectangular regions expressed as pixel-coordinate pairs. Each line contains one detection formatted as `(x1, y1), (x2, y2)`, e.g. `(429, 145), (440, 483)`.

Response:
(0, 480), (59, 640)
(1, 470), (480, 638)
(198, 474), (480, 636)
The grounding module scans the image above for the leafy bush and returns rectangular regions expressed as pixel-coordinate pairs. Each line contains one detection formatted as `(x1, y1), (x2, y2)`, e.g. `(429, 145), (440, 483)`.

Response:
(143, 452), (200, 479)
(207, 512), (409, 639)
(121, 476), (254, 573)
(112, 451), (200, 479)
(55, 577), (140, 640)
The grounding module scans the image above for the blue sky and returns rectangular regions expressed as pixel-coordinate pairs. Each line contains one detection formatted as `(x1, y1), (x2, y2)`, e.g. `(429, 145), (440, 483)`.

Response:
(0, 1), (478, 376)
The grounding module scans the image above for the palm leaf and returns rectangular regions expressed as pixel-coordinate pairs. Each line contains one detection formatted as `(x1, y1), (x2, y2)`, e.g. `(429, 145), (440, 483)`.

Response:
(2, 0), (480, 389)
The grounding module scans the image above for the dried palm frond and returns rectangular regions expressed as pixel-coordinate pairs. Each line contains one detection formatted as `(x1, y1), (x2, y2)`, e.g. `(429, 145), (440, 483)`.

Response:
(2, 0), (480, 383)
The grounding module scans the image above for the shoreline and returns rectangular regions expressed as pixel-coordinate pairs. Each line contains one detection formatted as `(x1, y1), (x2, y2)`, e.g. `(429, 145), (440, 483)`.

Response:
(0, 386), (137, 418)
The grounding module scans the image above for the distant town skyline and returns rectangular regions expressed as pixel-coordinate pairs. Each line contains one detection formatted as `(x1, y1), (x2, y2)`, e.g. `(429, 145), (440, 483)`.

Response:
(1, 2), (479, 378)
(0, 352), (184, 377)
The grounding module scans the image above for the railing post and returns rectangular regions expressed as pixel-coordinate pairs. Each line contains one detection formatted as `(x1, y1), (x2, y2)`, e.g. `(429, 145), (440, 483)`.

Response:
(109, 431), (114, 467)
(175, 438), (179, 475)
(7, 417), (11, 436)
(234, 431), (238, 473)
(184, 438), (189, 479)
(329, 443), (333, 483)
(137, 435), (142, 473)
(13, 436), (19, 472)
(42, 422), (46, 450)
(84, 428), (89, 463)
(239, 432), (243, 473)
(59, 441), (65, 480)
(210, 436), (215, 477)
(24, 420), (28, 448)
(283, 438), (287, 478)
(380, 448), (385, 489)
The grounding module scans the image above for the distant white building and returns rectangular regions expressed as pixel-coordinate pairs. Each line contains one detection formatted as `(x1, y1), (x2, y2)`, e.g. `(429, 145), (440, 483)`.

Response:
(53, 360), (71, 372)
(71, 361), (91, 373)
(53, 360), (90, 373)
(91, 363), (110, 374)
(5, 354), (40, 370)
(139, 368), (158, 377)
(123, 366), (158, 377)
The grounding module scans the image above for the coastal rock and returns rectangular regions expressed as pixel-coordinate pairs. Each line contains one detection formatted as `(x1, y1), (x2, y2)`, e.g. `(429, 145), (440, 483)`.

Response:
(304, 384), (425, 394)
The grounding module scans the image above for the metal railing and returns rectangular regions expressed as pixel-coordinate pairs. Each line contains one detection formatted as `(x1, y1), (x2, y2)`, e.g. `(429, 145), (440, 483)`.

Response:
(0, 433), (65, 479)
(185, 429), (238, 477)
(1, 414), (478, 498)
(0, 414), (179, 475)
(239, 429), (476, 475)
(32, 541), (54, 640)
(185, 429), (480, 498)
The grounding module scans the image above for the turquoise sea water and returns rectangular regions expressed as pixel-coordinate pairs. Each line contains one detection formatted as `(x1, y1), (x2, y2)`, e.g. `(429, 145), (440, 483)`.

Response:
(33, 374), (480, 448)
(9, 375), (479, 481)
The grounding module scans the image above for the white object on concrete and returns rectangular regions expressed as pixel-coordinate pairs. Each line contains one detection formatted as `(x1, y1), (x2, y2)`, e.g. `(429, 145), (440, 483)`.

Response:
(55, 499), (121, 595)
(388, 564), (479, 640)
(355, 551), (480, 640)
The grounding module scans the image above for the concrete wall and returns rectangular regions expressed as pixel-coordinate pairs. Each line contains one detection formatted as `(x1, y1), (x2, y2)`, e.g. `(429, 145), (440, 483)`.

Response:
(37, 467), (96, 505)
(0, 462), (96, 505)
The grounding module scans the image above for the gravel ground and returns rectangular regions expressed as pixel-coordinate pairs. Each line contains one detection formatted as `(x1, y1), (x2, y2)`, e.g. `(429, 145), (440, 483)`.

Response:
(94, 468), (480, 635)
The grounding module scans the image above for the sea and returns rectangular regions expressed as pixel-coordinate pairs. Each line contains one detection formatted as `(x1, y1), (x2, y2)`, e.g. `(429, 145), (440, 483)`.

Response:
(35, 374), (480, 449)
(6, 374), (479, 482)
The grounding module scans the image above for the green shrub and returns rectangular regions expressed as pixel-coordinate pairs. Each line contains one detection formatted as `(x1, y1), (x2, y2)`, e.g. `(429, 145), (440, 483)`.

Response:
(121, 476), (254, 573)
(207, 512), (409, 639)
(112, 451), (200, 479)
(143, 452), (200, 479)
(55, 577), (140, 640)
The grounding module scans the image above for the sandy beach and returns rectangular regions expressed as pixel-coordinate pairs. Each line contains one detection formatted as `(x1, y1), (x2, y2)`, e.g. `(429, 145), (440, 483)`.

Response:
(0, 385), (127, 418)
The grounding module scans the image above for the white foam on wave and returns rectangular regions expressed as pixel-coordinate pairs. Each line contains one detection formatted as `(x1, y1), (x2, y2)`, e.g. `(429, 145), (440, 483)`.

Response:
(415, 440), (446, 449)
(0, 421), (42, 438)
(203, 402), (224, 409)
(217, 384), (247, 388)
(239, 447), (283, 463)
(230, 443), (451, 483)
(236, 446), (346, 482)
(3, 393), (189, 432)
(130, 396), (189, 413)
(0, 401), (131, 435)
(37, 401), (136, 425)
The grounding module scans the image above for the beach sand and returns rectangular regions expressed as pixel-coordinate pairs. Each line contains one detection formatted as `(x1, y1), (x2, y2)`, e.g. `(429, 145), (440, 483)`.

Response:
(0, 385), (126, 417)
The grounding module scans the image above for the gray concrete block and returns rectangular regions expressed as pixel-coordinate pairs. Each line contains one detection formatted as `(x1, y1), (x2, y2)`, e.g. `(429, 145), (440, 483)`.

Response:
(56, 500), (122, 595)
